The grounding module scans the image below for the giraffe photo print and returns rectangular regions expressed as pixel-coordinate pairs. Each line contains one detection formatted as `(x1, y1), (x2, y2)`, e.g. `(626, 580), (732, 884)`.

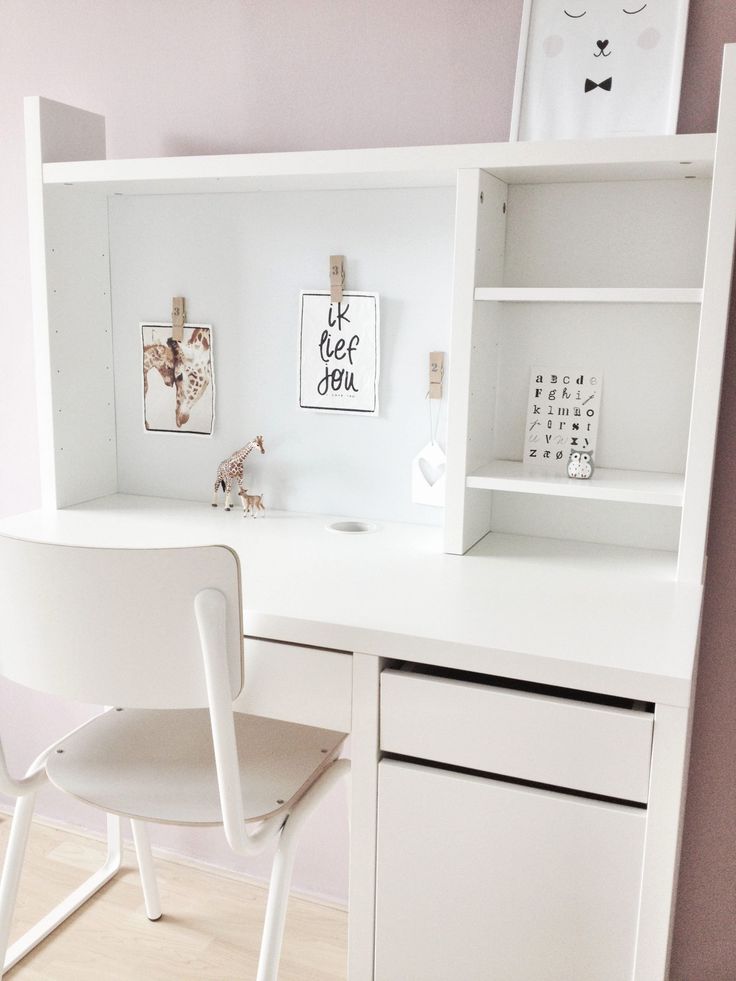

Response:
(510, 0), (690, 140)
(141, 323), (215, 435)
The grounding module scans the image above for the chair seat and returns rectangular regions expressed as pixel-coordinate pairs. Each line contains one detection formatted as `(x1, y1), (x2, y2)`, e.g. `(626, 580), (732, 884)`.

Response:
(46, 709), (346, 825)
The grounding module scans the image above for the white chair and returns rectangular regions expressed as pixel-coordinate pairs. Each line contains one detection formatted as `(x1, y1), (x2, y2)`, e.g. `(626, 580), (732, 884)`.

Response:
(0, 534), (349, 979)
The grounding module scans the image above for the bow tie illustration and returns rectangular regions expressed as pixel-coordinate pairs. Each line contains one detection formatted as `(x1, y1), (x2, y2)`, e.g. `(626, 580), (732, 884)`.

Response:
(585, 77), (613, 93)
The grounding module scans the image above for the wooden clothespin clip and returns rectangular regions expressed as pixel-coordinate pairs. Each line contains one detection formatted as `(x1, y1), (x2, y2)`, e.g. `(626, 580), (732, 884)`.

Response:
(429, 352), (444, 400)
(330, 256), (345, 304)
(171, 296), (186, 342)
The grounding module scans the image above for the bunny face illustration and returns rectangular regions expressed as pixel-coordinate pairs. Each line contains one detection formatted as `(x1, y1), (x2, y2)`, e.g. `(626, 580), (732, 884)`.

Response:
(515, 0), (688, 140)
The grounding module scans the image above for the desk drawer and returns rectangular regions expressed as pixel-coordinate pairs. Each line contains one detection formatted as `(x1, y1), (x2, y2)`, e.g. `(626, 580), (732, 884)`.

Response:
(380, 670), (653, 803)
(234, 639), (352, 732)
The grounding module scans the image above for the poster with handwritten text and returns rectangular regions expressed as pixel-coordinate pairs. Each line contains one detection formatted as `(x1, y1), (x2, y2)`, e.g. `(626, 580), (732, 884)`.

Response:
(523, 366), (602, 475)
(299, 292), (380, 414)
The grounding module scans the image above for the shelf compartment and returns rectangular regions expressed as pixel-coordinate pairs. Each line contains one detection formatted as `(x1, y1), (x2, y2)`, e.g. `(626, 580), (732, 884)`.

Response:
(474, 288), (703, 304)
(466, 461), (684, 507)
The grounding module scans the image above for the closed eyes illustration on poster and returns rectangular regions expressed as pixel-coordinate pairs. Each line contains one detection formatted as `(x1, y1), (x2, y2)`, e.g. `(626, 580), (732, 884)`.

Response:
(514, 0), (689, 140)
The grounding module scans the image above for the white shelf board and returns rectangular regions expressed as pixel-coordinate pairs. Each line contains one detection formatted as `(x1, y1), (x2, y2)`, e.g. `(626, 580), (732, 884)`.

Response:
(466, 461), (684, 507)
(42, 133), (715, 196)
(474, 287), (703, 304)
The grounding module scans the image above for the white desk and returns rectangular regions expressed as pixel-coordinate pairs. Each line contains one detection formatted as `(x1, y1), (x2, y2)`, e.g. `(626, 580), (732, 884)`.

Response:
(0, 494), (700, 704)
(0, 495), (702, 980)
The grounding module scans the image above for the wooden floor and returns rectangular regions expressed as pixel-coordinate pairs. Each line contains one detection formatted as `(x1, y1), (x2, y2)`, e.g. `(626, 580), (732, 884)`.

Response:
(0, 815), (347, 980)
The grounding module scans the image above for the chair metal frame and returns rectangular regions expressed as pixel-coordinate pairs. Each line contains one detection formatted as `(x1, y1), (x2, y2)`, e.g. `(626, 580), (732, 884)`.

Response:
(0, 539), (349, 980)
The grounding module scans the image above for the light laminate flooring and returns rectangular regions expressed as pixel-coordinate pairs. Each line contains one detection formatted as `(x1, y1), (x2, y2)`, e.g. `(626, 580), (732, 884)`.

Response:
(0, 816), (347, 980)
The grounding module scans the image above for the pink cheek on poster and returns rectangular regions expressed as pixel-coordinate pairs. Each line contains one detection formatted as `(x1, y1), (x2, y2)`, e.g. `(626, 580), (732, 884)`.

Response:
(543, 35), (565, 58)
(638, 27), (661, 51)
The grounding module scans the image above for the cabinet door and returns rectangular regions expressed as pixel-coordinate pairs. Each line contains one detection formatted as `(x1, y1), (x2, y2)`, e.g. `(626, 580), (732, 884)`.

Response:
(375, 760), (645, 981)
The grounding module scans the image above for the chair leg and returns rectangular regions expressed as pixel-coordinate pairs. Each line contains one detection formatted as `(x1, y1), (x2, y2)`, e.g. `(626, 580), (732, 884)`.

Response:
(0, 793), (37, 975)
(255, 759), (351, 981)
(1, 812), (123, 976)
(256, 817), (300, 981)
(130, 820), (161, 921)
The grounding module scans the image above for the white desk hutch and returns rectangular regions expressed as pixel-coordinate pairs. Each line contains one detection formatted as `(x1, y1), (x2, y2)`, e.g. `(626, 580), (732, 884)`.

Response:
(5, 43), (736, 981)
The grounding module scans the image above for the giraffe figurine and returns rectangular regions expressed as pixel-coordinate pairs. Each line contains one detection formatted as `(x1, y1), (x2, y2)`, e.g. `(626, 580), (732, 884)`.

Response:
(212, 436), (265, 511)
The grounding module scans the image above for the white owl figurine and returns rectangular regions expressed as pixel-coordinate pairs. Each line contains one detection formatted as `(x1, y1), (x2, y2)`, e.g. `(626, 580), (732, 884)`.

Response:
(567, 450), (594, 480)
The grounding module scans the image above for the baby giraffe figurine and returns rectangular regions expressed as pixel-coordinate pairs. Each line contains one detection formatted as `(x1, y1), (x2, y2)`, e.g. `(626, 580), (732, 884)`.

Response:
(212, 435), (265, 511)
(237, 488), (266, 518)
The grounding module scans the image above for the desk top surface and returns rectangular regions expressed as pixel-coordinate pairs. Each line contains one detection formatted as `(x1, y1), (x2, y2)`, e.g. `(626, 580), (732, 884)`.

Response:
(0, 495), (702, 706)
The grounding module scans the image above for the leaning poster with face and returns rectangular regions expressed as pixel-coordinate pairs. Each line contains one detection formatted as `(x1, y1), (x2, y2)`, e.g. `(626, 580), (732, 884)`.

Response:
(141, 323), (215, 435)
(299, 292), (380, 414)
(510, 0), (690, 140)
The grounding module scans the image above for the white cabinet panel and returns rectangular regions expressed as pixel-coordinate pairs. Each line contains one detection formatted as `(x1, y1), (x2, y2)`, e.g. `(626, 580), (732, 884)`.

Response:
(375, 759), (645, 981)
(233, 638), (351, 731)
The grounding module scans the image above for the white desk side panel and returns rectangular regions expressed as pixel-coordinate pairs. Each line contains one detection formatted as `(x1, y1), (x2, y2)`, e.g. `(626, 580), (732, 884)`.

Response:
(44, 188), (117, 506)
(25, 98), (116, 508)
(444, 169), (507, 554)
(348, 653), (383, 981)
(679, 44), (736, 581)
(634, 703), (692, 980)
(108, 187), (454, 525)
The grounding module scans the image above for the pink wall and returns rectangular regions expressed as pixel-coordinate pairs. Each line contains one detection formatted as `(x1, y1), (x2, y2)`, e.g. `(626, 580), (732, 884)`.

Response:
(1, 0), (735, 971)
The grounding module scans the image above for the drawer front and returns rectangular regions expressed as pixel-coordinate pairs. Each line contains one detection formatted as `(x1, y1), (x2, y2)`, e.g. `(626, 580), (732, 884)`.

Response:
(380, 670), (653, 802)
(234, 638), (352, 732)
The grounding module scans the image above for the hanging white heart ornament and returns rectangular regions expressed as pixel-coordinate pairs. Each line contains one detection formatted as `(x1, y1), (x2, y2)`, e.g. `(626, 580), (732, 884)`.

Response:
(419, 456), (444, 487)
(411, 441), (446, 507)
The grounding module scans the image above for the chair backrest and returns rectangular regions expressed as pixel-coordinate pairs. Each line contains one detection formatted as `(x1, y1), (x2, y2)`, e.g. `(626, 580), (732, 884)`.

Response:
(0, 535), (243, 709)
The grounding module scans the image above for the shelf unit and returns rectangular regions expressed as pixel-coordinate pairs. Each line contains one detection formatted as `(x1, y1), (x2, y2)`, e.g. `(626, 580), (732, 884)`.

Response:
(444, 51), (736, 582)
(23, 52), (736, 584)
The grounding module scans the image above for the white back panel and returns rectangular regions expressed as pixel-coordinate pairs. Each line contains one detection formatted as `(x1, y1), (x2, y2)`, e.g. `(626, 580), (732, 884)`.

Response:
(0, 536), (243, 709)
(493, 303), (698, 474)
(490, 494), (682, 552)
(109, 188), (454, 524)
(504, 179), (710, 288)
